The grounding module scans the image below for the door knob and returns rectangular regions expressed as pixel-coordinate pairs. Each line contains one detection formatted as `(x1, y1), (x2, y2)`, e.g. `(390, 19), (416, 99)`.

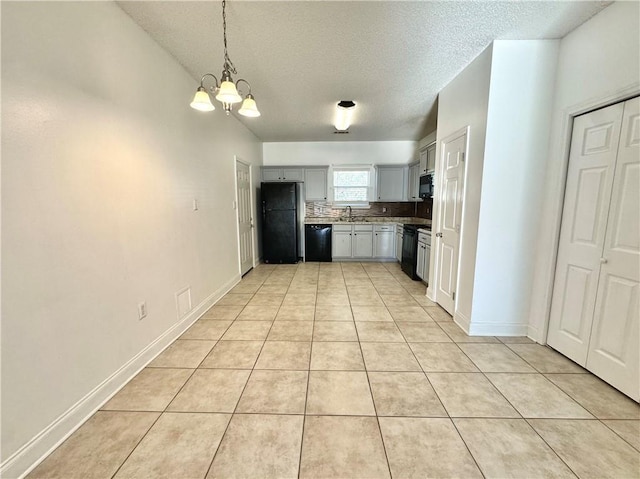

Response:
(600, 257), (608, 264)
(436, 232), (443, 238)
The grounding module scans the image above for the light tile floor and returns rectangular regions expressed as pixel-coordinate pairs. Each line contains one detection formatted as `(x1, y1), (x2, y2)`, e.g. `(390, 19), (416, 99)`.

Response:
(29, 262), (640, 479)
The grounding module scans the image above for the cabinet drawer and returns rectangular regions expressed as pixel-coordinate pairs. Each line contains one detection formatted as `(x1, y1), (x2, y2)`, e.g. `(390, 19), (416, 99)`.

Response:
(354, 224), (373, 232)
(418, 231), (431, 245)
(374, 225), (394, 232)
(333, 224), (352, 232)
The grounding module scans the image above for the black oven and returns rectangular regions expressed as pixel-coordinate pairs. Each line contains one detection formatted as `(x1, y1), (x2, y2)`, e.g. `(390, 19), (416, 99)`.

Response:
(419, 173), (434, 199)
(401, 224), (420, 280)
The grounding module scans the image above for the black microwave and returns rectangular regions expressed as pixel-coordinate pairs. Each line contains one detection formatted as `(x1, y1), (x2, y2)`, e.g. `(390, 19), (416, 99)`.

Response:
(419, 173), (434, 199)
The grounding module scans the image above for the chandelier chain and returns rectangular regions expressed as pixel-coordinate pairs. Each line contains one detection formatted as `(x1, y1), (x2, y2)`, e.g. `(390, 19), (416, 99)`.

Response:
(221, 0), (237, 74)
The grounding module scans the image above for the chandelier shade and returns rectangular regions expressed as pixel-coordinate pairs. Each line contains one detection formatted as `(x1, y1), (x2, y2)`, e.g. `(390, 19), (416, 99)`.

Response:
(190, 87), (216, 111)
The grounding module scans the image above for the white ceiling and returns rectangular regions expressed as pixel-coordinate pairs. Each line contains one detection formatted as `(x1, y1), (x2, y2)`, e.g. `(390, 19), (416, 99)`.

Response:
(118, 1), (610, 142)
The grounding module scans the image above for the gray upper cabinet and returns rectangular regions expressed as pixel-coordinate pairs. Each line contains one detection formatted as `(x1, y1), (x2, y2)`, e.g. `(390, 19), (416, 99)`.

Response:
(408, 162), (421, 201)
(419, 147), (429, 176)
(419, 142), (436, 176)
(377, 166), (407, 201)
(304, 168), (328, 201)
(426, 143), (436, 172)
(262, 167), (304, 182)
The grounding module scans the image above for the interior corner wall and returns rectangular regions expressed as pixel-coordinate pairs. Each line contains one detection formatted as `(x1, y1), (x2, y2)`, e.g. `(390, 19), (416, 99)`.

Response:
(433, 45), (493, 325)
(528, 1), (640, 342)
(469, 40), (559, 336)
(1, 1), (262, 472)
(262, 141), (417, 166)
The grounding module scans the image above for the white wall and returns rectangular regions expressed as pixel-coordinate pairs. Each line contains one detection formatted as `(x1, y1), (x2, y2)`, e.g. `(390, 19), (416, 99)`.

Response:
(470, 40), (559, 336)
(432, 46), (493, 323)
(528, 2), (640, 341)
(1, 2), (262, 474)
(263, 141), (416, 166)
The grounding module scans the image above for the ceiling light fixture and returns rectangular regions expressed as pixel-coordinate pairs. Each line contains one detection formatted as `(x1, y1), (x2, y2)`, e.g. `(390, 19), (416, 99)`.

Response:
(334, 100), (356, 131)
(190, 0), (260, 117)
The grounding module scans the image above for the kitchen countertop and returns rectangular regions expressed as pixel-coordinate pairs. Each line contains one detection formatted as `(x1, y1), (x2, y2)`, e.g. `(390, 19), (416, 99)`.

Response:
(304, 217), (431, 226)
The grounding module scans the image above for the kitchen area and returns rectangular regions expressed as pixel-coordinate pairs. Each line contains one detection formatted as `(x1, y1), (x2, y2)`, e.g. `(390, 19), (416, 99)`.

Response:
(260, 139), (436, 284)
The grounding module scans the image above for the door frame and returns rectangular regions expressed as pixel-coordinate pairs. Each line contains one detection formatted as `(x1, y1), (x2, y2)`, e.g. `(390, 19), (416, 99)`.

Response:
(429, 125), (470, 318)
(533, 86), (640, 345)
(234, 156), (255, 275)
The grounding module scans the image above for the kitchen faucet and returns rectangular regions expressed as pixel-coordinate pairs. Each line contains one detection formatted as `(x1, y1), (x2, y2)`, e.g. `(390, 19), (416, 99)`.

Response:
(346, 206), (353, 222)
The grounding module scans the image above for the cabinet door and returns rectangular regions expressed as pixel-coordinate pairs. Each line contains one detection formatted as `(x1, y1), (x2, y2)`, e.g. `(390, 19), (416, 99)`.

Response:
(419, 148), (428, 175)
(424, 244), (431, 284)
(305, 168), (328, 201)
(375, 231), (394, 258)
(408, 164), (420, 201)
(427, 144), (436, 171)
(416, 243), (425, 279)
(332, 231), (352, 258)
(353, 231), (373, 258)
(262, 168), (282, 182)
(396, 233), (403, 262)
(282, 168), (304, 182)
(377, 167), (407, 201)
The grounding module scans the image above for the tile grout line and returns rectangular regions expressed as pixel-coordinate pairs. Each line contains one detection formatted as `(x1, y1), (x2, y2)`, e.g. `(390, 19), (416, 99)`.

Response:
(296, 262), (319, 479)
(202, 267), (283, 479)
(356, 263), (397, 479)
(452, 341), (584, 477)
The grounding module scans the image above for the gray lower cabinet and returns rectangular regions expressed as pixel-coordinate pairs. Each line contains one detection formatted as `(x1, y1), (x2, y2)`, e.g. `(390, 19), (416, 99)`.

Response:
(332, 226), (353, 258)
(332, 224), (395, 260)
(353, 227), (373, 258)
(374, 225), (395, 258)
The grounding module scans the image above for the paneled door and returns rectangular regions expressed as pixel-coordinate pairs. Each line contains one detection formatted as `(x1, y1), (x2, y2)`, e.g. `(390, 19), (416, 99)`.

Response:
(435, 131), (466, 315)
(235, 159), (254, 275)
(586, 97), (639, 401)
(548, 97), (639, 400)
(547, 102), (624, 364)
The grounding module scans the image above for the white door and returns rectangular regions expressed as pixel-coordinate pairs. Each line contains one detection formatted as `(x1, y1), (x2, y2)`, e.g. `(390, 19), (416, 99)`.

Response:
(547, 103), (624, 364)
(435, 132), (466, 315)
(236, 159), (254, 275)
(586, 97), (640, 401)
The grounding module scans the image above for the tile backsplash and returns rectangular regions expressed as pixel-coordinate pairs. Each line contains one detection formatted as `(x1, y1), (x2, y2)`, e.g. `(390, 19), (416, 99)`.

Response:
(305, 200), (432, 219)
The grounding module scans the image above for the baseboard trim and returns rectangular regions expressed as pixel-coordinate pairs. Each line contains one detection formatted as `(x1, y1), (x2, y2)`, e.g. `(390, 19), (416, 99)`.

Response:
(468, 320), (529, 337)
(453, 310), (471, 334)
(1, 274), (241, 479)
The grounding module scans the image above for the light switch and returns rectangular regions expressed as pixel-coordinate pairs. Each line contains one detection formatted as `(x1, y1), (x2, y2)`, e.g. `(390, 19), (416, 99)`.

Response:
(192, 199), (198, 211)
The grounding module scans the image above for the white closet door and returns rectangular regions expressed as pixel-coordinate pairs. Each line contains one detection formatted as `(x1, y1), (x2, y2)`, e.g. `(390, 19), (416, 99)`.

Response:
(586, 97), (640, 401)
(547, 102), (624, 364)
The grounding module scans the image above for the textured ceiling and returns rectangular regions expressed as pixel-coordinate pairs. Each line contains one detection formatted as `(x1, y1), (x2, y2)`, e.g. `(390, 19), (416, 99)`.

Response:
(118, 1), (610, 142)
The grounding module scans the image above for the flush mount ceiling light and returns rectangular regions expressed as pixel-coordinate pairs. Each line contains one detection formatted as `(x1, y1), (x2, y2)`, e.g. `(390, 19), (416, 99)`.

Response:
(190, 0), (260, 118)
(334, 100), (356, 131)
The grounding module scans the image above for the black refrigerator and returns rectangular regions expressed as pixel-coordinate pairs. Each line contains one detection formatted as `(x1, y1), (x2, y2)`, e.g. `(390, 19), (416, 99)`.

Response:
(261, 182), (299, 263)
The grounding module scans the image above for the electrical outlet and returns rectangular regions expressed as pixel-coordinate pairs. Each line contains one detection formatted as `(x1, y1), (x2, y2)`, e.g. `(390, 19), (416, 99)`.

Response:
(382, 207), (387, 213)
(138, 301), (147, 320)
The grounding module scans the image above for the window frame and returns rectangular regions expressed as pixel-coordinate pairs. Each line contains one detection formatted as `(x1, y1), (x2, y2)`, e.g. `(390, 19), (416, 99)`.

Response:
(330, 165), (374, 208)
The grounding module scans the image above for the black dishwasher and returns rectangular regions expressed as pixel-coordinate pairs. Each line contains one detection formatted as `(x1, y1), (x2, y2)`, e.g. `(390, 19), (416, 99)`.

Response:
(305, 224), (332, 262)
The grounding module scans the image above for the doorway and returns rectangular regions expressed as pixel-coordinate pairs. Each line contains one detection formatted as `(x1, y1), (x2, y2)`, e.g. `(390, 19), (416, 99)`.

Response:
(235, 158), (254, 276)
(547, 96), (639, 400)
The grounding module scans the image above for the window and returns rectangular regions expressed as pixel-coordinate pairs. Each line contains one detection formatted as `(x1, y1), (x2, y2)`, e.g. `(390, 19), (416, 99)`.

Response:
(332, 167), (372, 206)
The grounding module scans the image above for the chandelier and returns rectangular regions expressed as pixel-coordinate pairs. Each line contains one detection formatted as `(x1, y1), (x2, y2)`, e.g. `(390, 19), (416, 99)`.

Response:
(190, 0), (260, 117)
